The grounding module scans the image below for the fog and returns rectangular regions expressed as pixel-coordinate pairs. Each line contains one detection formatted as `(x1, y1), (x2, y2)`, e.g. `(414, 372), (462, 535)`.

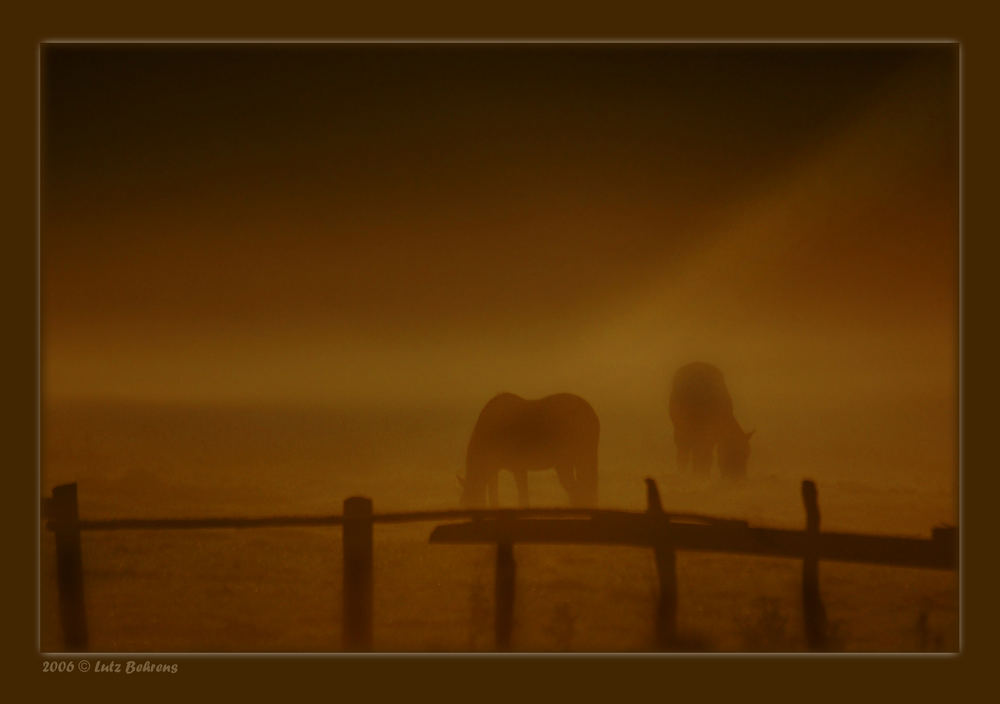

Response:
(41, 45), (957, 651)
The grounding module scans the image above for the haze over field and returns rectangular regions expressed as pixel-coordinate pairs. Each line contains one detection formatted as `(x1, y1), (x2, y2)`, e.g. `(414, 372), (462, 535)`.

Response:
(41, 45), (957, 651)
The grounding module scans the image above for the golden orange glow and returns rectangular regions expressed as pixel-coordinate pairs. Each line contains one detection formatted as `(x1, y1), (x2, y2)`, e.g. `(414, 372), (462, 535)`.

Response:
(41, 45), (957, 652)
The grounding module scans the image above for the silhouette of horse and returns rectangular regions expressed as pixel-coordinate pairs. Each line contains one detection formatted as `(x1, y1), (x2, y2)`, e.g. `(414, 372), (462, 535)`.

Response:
(460, 393), (599, 508)
(669, 362), (753, 479)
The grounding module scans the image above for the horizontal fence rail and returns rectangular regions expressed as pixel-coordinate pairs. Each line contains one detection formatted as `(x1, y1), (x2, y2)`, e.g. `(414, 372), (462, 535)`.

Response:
(42, 478), (957, 653)
(42, 507), (741, 532)
(428, 518), (956, 569)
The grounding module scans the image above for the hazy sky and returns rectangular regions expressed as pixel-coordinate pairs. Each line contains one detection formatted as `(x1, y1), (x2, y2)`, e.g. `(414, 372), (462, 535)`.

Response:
(42, 44), (958, 404)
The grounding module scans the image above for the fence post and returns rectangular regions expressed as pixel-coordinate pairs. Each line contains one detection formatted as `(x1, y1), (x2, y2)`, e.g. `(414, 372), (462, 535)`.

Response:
(801, 480), (828, 650)
(495, 511), (516, 651)
(646, 478), (677, 649)
(932, 525), (957, 568)
(343, 496), (373, 651)
(51, 483), (88, 651)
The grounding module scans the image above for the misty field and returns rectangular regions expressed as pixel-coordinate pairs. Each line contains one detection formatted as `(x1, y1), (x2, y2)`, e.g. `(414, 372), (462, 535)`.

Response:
(39, 44), (960, 654)
(40, 394), (957, 653)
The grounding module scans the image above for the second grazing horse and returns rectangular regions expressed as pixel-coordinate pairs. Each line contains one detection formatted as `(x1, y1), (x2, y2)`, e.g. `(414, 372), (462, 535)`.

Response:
(669, 362), (754, 479)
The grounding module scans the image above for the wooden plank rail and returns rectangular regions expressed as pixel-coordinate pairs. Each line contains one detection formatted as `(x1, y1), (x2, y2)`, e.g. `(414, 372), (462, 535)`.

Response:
(428, 518), (955, 570)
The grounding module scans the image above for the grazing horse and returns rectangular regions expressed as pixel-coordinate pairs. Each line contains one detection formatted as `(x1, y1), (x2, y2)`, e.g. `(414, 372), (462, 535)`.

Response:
(460, 393), (600, 508)
(669, 362), (753, 479)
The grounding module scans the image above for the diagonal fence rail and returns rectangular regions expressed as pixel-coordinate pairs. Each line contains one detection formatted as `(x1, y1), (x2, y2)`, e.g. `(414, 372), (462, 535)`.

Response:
(42, 478), (957, 652)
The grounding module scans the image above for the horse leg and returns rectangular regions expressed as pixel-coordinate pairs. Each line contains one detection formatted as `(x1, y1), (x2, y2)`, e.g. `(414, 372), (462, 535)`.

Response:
(721, 456), (748, 481)
(487, 472), (500, 508)
(675, 432), (692, 472)
(513, 469), (529, 508)
(555, 464), (576, 500)
(722, 465), (746, 481)
(691, 441), (712, 477)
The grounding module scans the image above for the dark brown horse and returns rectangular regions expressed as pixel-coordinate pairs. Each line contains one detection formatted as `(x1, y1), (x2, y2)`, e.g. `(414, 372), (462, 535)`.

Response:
(460, 393), (600, 508)
(669, 363), (753, 479)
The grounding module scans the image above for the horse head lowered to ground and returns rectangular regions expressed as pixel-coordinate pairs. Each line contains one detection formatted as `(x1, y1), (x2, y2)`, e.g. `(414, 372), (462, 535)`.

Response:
(669, 362), (753, 479)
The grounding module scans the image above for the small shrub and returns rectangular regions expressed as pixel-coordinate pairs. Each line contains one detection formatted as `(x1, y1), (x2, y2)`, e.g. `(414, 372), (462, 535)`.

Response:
(914, 599), (945, 652)
(545, 602), (576, 651)
(467, 578), (491, 651)
(739, 597), (790, 651)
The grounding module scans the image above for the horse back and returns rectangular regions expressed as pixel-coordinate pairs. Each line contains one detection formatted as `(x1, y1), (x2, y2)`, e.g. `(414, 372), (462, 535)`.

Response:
(470, 393), (599, 463)
(669, 363), (735, 429)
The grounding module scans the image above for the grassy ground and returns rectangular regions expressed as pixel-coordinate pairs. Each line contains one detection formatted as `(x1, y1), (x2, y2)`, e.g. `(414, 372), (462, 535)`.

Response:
(39, 398), (957, 652)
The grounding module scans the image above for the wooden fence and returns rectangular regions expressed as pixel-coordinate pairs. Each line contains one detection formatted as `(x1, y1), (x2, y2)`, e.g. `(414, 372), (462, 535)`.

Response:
(42, 478), (956, 652)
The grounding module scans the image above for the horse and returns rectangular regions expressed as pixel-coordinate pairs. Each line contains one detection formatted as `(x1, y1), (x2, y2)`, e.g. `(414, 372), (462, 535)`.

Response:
(669, 362), (753, 479)
(459, 393), (599, 508)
